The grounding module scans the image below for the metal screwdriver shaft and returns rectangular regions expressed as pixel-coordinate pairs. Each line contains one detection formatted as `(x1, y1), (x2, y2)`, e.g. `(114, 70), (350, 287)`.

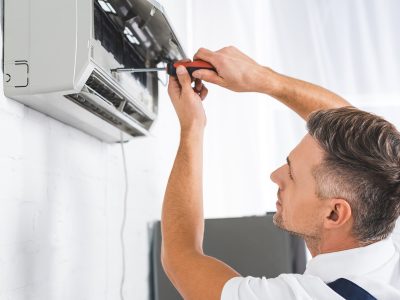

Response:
(111, 61), (216, 76)
(111, 67), (165, 73)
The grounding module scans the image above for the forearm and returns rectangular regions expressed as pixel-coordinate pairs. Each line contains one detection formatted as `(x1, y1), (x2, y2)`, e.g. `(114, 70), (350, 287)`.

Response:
(257, 67), (351, 120)
(161, 128), (205, 264)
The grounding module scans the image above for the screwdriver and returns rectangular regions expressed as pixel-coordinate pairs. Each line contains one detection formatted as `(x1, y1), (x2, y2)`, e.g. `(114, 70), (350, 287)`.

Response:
(111, 60), (216, 77)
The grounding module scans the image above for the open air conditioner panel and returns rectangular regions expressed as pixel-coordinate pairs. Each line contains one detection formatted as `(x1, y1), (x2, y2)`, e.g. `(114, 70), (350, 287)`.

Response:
(93, 1), (148, 87)
(3, 0), (186, 142)
(93, 0), (185, 78)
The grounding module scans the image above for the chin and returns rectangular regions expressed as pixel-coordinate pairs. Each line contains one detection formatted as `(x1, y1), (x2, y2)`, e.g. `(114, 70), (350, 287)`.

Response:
(273, 211), (285, 229)
(273, 213), (302, 237)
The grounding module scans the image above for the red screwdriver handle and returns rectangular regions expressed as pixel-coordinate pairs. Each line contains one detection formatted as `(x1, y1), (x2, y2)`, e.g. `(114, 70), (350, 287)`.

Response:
(167, 60), (216, 76)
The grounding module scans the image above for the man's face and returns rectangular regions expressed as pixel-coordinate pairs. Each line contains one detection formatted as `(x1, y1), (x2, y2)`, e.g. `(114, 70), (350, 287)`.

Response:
(270, 134), (326, 239)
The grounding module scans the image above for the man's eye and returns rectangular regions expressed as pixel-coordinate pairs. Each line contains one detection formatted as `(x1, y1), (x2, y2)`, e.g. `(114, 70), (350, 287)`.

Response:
(288, 170), (293, 180)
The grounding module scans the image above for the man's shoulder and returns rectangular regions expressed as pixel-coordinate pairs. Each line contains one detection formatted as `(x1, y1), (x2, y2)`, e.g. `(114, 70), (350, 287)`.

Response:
(221, 274), (343, 300)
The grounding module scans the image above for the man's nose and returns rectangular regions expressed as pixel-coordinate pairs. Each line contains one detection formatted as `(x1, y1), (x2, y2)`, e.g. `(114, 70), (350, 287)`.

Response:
(270, 165), (284, 185)
(270, 168), (279, 184)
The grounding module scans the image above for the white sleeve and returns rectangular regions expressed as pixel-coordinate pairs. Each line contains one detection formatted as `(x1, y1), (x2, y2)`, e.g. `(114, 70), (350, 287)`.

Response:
(221, 274), (345, 300)
(221, 275), (300, 300)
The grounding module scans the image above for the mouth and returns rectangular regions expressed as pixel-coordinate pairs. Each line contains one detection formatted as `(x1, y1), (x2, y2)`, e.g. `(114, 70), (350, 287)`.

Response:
(276, 190), (282, 208)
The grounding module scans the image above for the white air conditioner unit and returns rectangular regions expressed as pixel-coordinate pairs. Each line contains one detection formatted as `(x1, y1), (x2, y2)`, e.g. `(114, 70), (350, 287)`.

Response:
(3, 0), (186, 142)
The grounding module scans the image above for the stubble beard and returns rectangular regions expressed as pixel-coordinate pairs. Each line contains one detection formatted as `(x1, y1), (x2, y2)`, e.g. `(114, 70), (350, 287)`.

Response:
(273, 211), (321, 246)
(273, 211), (303, 238)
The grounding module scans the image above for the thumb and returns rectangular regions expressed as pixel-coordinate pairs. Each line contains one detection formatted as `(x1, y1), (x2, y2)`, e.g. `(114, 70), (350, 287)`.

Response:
(192, 69), (224, 86)
(176, 66), (192, 94)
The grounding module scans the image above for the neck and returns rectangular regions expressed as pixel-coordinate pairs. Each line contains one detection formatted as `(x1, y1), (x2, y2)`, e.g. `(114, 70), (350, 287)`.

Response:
(305, 233), (362, 257)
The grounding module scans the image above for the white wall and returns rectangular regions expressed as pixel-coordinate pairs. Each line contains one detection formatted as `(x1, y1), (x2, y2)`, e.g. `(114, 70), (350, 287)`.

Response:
(0, 1), (187, 299)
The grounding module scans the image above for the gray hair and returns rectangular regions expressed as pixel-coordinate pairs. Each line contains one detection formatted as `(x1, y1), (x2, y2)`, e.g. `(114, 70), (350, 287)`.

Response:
(307, 106), (400, 244)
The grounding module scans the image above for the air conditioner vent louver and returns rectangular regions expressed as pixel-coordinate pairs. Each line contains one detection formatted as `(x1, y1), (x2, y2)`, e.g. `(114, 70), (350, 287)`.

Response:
(65, 92), (146, 137)
(85, 71), (154, 127)
(65, 70), (156, 137)
(86, 74), (124, 107)
(66, 93), (122, 126)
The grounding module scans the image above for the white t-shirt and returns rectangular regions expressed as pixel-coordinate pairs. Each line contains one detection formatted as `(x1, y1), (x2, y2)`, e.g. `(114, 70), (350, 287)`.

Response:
(221, 238), (400, 299)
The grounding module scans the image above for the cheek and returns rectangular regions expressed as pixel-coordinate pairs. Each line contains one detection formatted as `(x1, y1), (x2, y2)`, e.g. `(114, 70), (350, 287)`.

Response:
(280, 176), (324, 232)
(282, 198), (301, 229)
(283, 193), (319, 230)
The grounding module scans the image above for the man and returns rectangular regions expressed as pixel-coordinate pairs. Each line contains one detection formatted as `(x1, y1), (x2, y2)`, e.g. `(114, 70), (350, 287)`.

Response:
(161, 46), (400, 299)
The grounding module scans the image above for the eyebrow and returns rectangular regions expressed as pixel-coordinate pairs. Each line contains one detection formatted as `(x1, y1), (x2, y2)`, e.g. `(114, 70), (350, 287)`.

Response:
(286, 157), (294, 178)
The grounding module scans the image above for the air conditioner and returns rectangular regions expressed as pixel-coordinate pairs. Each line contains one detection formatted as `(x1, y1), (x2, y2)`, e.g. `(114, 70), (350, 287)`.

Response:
(3, 0), (185, 142)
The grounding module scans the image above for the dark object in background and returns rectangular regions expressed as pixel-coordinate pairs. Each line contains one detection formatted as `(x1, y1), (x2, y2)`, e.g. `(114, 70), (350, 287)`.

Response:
(150, 213), (307, 300)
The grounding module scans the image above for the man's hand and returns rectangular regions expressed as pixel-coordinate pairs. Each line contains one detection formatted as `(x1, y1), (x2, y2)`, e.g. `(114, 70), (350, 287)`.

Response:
(192, 46), (273, 93)
(168, 64), (208, 133)
(193, 46), (350, 120)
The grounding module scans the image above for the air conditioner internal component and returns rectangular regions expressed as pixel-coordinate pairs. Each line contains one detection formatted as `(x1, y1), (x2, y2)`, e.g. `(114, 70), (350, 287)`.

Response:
(3, 0), (186, 142)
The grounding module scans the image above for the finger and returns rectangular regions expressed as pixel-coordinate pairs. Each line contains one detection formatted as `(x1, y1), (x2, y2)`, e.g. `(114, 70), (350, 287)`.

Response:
(193, 48), (218, 66)
(192, 69), (224, 86)
(194, 79), (203, 92)
(200, 85), (208, 101)
(168, 74), (180, 96)
(176, 66), (192, 94)
(174, 59), (192, 82)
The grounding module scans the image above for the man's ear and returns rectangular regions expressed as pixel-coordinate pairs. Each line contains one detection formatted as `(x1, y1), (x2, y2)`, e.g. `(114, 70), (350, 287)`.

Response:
(324, 198), (352, 229)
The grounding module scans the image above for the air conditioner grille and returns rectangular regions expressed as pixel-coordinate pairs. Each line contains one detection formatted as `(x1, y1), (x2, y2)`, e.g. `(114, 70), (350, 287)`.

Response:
(84, 71), (153, 127)
(86, 73), (124, 108)
(65, 93), (146, 137)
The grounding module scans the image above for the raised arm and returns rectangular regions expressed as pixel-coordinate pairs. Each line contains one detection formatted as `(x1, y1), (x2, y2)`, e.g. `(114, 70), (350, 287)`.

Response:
(192, 46), (351, 120)
(162, 65), (240, 300)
